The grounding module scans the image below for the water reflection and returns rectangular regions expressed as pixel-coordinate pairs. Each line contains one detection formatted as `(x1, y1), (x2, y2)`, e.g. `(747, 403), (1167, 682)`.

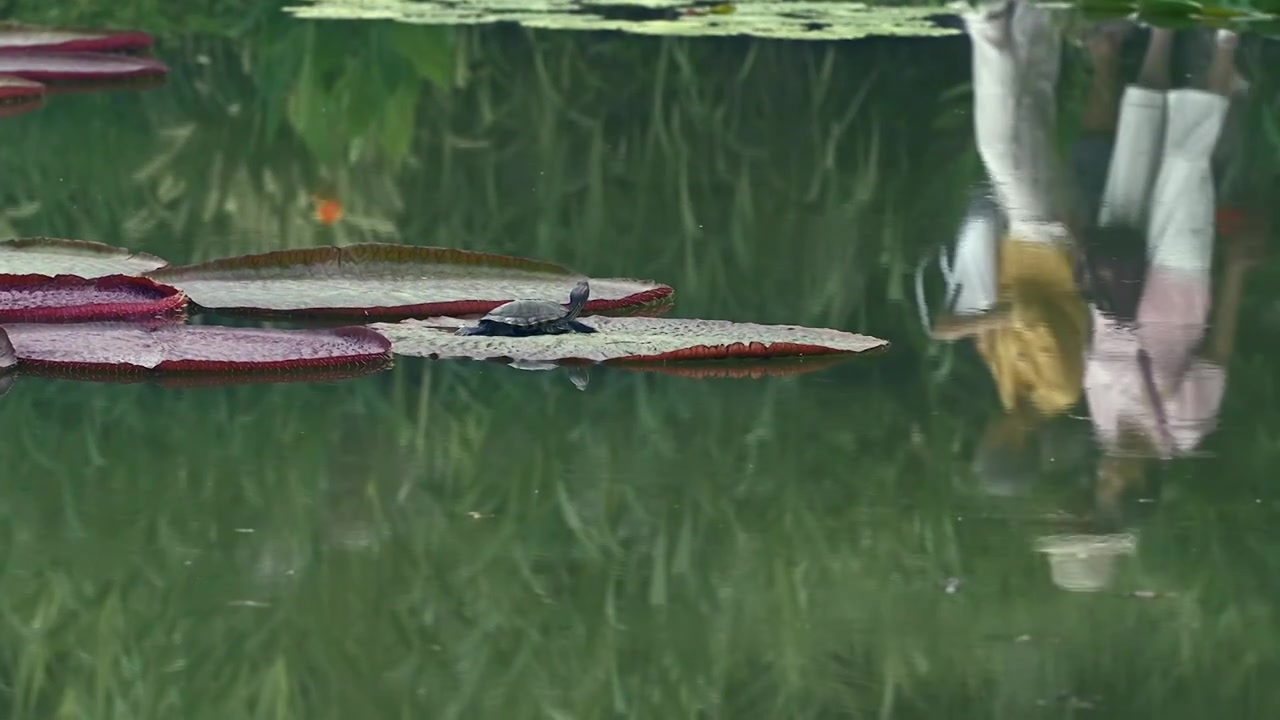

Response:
(2, 3), (1280, 717)
(1079, 24), (1254, 461)
(923, 2), (1089, 507)
(923, 1), (1271, 592)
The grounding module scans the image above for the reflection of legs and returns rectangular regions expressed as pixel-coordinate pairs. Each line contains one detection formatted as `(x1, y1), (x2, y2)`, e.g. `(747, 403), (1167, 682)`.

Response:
(1080, 25), (1129, 135)
(1137, 33), (1235, 371)
(1138, 27), (1174, 91)
(1072, 23), (1130, 226)
(1145, 33), (1234, 272)
(1180, 27), (1250, 180)
(1207, 30), (1243, 98)
(1095, 30), (1176, 229)
(965, 1), (1065, 235)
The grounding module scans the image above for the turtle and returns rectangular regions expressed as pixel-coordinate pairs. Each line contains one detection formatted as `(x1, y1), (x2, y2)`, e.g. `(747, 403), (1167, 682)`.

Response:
(455, 280), (598, 337)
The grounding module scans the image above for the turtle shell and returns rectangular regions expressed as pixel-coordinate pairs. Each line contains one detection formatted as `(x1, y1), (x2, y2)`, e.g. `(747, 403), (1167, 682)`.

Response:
(481, 298), (567, 327)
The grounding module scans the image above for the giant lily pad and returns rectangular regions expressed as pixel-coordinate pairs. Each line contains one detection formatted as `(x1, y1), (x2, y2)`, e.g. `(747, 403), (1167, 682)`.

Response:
(0, 237), (169, 277)
(370, 315), (887, 364)
(0, 24), (154, 54)
(2, 322), (392, 375)
(0, 274), (186, 322)
(0, 74), (43, 117)
(147, 244), (673, 320)
(285, 0), (962, 40)
(0, 50), (167, 91)
(0, 326), (14, 371)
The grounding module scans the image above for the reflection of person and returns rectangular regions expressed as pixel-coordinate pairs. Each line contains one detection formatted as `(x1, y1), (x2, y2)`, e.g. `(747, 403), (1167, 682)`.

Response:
(1072, 26), (1258, 523)
(923, 1), (1089, 497)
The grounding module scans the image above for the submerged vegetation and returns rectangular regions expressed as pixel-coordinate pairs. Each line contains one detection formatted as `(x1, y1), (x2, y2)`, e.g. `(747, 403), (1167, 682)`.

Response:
(4, 353), (1280, 717)
(0, 1), (1278, 718)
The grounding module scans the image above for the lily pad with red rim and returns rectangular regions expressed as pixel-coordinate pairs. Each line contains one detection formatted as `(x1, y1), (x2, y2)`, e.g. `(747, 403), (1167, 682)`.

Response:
(0, 50), (168, 92)
(0, 237), (169, 277)
(2, 321), (393, 376)
(16, 358), (392, 387)
(0, 326), (14, 371)
(0, 24), (154, 54)
(0, 74), (43, 117)
(370, 315), (888, 364)
(621, 354), (860, 379)
(0, 274), (187, 322)
(147, 243), (674, 320)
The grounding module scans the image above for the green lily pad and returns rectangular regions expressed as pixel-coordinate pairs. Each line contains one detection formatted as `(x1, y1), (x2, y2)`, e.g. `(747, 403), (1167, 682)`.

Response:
(371, 315), (888, 364)
(0, 237), (169, 278)
(147, 243), (673, 320)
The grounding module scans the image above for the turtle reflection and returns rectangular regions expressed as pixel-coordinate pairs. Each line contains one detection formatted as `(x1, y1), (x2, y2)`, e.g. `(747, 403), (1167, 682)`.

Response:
(508, 359), (591, 391)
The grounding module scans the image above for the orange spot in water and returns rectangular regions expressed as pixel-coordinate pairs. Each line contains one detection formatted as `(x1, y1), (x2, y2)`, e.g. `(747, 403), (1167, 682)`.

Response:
(313, 195), (343, 225)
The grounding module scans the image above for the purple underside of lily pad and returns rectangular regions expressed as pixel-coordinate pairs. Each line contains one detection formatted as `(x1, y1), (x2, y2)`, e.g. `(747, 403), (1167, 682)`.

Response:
(0, 25), (154, 54)
(0, 274), (187, 322)
(0, 326), (14, 370)
(0, 74), (43, 116)
(0, 322), (393, 375)
(0, 51), (167, 85)
(371, 316), (889, 364)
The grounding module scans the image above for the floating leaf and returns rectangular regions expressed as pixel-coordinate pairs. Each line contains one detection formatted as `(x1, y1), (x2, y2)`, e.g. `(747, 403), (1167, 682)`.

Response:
(0, 51), (167, 91)
(2, 322), (392, 375)
(1078, 3), (1140, 22)
(0, 274), (186, 322)
(147, 244), (673, 320)
(0, 237), (169, 277)
(370, 316), (888, 364)
(1138, 0), (1203, 15)
(0, 74), (43, 117)
(0, 25), (154, 54)
(285, 1), (961, 40)
(1198, 5), (1251, 19)
(0, 326), (14, 370)
(388, 24), (455, 88)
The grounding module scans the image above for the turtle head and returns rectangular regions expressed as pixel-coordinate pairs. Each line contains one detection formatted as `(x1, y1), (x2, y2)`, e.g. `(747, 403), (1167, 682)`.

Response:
(565, 280), (590, 319)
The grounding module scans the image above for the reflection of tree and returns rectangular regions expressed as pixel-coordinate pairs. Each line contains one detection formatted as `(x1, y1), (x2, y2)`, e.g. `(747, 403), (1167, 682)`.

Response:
(1, 17), (977, 344)
(0, 12), (454, 261)
(0, 9), (1279, 718)
(125, 19), (455, 259)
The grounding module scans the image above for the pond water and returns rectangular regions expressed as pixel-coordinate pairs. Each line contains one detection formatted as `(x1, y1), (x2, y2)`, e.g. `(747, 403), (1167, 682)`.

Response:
(1, 0), (1279, 717)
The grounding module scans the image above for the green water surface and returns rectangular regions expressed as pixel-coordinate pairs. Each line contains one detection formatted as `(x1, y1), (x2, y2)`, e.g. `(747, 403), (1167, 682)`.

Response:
(1, 1), (1280, 717)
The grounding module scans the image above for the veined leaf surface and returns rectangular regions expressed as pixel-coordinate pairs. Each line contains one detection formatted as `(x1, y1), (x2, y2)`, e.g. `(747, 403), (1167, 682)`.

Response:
(0, 237), (169, 277)
(0, 274), (186, 322)
(371, 315), (888, 364)
(2, 321), (392, 375)
(148, 244), (673, 319)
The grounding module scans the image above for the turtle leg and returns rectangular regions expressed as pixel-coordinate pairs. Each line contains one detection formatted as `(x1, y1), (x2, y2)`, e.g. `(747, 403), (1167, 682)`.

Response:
(455, 321), (509, 337)
(567, 321), (598, 334)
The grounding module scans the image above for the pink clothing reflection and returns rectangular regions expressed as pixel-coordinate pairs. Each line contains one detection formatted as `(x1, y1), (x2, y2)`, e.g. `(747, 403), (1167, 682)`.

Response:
(1083, 86), (1230, 459)
(1085, 268), (1223, 458)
